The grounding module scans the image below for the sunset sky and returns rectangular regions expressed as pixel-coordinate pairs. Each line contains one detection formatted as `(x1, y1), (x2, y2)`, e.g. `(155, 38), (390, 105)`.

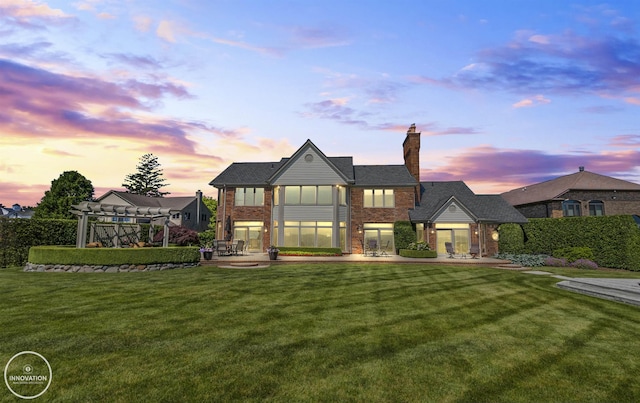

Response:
(2, 0), (640, 207)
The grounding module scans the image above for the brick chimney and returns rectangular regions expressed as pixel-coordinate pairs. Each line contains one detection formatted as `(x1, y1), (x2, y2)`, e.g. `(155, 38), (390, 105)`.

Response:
(403, 123), (421, 203)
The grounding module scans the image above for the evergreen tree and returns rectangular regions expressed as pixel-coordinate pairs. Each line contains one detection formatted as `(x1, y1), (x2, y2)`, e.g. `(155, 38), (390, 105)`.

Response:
(122, 153), (170, 197)
(34, 171), (95, 219)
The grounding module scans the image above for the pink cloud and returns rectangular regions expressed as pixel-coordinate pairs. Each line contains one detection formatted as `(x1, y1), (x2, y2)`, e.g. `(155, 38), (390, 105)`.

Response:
(0, 58), (243, 156)
(420, 146), (640, 193)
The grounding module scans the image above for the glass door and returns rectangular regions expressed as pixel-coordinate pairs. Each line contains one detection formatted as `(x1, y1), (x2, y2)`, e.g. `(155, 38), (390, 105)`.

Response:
(436, 224), (470, 255)
(233, 221), (264, 252)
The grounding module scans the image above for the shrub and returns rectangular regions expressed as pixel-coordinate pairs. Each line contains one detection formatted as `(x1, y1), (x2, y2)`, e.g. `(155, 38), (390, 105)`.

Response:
(494, 253), (548, 267)
(406, 241), (430, 250)
(153, 226), (199, 246)
(393, 221), (415, 252)
(544, 256), (569, 267)
(570, 259), (598, 270)
(498, 224), (526, 254)
(552, 246), (595, 263)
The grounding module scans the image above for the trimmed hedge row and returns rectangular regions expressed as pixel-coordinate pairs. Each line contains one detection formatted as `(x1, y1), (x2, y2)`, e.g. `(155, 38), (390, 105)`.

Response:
(28, 246), (200, 265)
(499, 216), (640, 271)
(277, 247), (342, 256)
(399, 249), (438, 258)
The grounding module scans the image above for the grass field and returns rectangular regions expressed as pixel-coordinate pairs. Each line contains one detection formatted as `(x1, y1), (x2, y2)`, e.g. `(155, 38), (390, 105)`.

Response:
(1, 264), (640, 402)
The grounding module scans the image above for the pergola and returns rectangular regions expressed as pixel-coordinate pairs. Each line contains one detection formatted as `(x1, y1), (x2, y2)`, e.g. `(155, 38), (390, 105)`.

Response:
(70, 202), (176, 248)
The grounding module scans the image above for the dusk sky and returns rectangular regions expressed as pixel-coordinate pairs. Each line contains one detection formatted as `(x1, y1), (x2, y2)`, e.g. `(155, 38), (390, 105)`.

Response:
(2, 0), (640, 207)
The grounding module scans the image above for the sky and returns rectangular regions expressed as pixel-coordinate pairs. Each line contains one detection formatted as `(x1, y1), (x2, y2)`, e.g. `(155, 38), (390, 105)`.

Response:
(1, 0), (640, 207)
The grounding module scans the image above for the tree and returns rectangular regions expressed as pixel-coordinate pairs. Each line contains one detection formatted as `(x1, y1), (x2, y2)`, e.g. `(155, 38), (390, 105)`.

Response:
(34, 171), (95, 219)
(198, 195), (218, 246)
(122, 153), (170, 197)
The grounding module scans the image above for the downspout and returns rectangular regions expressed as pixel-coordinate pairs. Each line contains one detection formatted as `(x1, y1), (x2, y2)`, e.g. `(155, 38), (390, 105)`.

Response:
(221, 184), (226, 241)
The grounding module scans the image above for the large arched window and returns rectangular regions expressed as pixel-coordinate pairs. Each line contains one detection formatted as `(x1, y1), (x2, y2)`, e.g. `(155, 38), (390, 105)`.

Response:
(562, 200), (581, 217)
(589, 200), (604, 216)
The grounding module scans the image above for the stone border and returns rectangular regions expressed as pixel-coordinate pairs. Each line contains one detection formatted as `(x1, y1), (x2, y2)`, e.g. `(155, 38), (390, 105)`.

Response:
(23, 262), (199, 273)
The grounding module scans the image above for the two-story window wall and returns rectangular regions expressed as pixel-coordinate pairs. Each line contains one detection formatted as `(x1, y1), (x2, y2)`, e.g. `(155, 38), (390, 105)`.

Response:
(273, 185), (349, 250)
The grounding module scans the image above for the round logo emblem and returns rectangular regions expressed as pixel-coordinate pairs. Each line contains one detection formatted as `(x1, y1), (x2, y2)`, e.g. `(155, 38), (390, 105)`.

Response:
(4, 351), (52, 399)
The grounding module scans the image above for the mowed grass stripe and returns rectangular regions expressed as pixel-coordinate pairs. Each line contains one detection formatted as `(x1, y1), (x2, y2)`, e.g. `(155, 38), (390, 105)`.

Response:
(1, 264), (639, 402)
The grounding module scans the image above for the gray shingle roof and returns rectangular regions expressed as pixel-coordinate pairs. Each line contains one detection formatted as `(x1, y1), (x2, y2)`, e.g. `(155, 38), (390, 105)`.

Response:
(410, 181), (527, 224)
(501, 170), (640, 206)
(352, 165), (416, 186)
(96, 191), (198, 211)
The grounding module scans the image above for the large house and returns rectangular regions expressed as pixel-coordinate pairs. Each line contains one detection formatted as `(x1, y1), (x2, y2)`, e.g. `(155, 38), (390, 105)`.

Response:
(501, 167), (640, 218)
(210, 125), (526, 256)
(95, 190), (211, 232)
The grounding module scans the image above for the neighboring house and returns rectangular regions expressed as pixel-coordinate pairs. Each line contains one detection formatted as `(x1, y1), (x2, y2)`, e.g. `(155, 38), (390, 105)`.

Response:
(210, 124), (526, 256)
(501, 167), (640, 218)
(95, 190), (211, 232)
(0, 203), (34, 219)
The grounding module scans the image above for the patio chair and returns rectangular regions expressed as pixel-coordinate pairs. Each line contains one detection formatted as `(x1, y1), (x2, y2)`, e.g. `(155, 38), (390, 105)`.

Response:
(379, 240), (391, 256)
(216, 242), (228, 256)
(469, 244), (480, 259)
(234, 240), (245, 255)
(445, 242), (455, 258)
(367, 239), (378, 256)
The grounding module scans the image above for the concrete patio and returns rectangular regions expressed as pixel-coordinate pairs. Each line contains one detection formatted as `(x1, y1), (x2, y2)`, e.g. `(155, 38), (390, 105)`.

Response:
(201, 252), (512, 267)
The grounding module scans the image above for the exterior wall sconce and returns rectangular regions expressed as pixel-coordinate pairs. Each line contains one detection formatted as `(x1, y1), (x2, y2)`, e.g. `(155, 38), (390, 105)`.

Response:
(357, 225), (362, 233)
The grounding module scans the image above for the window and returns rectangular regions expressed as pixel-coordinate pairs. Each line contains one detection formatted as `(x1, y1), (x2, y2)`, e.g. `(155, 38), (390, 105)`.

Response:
(284, 186), (334, 205)
(562, 200), (581, 217)
(364, 189), (394, 208)
(235, 188), (264, 206)
(589, 200), (604, 216)
(184, 212), (191, 220)
(282, 221), (333, 247)
(338, 186), (347, 205)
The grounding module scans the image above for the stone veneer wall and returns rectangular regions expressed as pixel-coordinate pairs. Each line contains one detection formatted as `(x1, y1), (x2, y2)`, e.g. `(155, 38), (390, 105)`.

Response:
(24, 262), (199, 273)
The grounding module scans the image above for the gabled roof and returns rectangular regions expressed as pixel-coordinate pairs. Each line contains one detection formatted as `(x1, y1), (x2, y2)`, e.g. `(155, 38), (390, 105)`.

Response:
(501, 170), (640, 206)
(409, 181), (527, 224)
(209, 140), (416, 188)
(96, 190), (198, 211)
(268, 139), (354, 184)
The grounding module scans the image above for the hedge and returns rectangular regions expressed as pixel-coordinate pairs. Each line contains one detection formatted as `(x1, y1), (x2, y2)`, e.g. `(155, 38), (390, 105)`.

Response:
(499, 216), (640, 271)
(0, 218), (163, 268)
(399, 249), (438, 258)
(28, 246), (200, 265)
(277, 247), (342, 256)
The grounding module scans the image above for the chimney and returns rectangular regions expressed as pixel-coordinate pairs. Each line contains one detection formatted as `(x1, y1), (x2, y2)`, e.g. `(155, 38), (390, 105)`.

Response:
(403, 123), (421, 203)
(579, 166), (585, 172)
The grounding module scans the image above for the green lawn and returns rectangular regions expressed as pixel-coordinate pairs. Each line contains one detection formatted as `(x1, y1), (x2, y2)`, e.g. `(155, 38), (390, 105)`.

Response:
(1, 264), (640, 402)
